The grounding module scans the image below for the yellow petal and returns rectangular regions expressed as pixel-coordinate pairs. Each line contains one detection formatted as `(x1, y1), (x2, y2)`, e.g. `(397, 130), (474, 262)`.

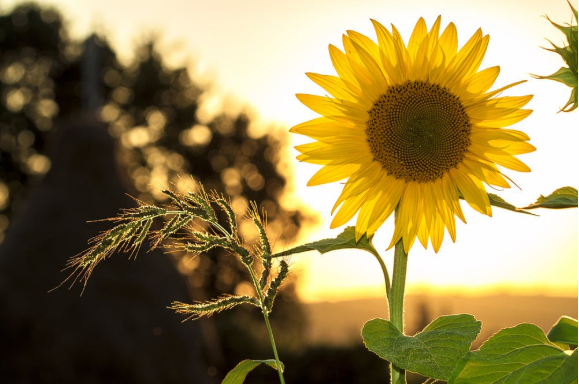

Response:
(349, 38), (388, 96)
(334, 163), (384, 211)
(417, 216), (429, 249)
(346, 29), (382, 62)
(290, 117), (363, 139)
(395, 182), (423, 252)
(408, 17), (428, 61)
(441, 172), (466, 223)
(329, 44), (360, 89)
(366, 175), (405, 236)
(449, 167), (491, 216)
(371, 19), (406, 83)
(484, 152), (531, 172)
(472, 126), (530, 141)
(306, 73), (359, 102)
(444, 36), (489, 90)
(427, 16), (442, 43)
(475, 109), (533, 128)
(462, 155), (511, 188)
(342, 35), (376, 89)
(439, 21), (458, 64)
(308, 163), (361, 186)
(474, 80), (527, 103)
(467, 95), (533, 120)
(331, 189), (370, 228)
(354, 175), (398, 239)
(297, 151), (372, 165)
(430, 213), (445, 253)
(464, 66), (500, 96)
(296, 93), (369, 122)
(391, 24), (411, 77)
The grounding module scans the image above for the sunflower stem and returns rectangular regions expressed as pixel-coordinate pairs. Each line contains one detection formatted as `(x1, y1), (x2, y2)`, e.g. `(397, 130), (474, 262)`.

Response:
(389, 237), (408, 384)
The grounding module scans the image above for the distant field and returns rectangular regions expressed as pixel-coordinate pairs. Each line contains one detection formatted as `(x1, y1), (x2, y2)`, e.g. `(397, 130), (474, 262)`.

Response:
(304, 294), (578, 347)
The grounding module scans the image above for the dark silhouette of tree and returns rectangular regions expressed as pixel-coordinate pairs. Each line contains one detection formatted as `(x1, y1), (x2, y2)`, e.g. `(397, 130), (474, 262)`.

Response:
(0, 3), (64, 230)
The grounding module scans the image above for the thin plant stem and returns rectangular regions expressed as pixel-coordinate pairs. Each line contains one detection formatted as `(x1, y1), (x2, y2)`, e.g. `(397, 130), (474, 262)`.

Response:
(368, 248), (391, 302)
(247, 267), (285, 384)
(389, 236), (408, 384)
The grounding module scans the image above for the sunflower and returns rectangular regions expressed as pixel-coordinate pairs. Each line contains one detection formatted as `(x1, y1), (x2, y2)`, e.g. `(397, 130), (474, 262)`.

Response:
(291, 17), (535, 253)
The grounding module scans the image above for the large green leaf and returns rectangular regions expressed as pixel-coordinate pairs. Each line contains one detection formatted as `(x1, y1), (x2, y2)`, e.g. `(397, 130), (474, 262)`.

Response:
(548, 316), (578, 346)
(362, 314), (481, 380)
(448, 323), (578, 384)
(222, 359), (283, 384)
(271, 226), (379, 258)
(520, 187), (578, 210)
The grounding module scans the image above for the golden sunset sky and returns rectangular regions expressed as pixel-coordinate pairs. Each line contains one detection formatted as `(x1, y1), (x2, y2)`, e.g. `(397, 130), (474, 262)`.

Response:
(4, 0), (577, 301)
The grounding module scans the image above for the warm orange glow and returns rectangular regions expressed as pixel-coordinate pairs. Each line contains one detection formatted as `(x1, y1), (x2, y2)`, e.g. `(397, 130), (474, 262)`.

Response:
(11, 0), (577, 301)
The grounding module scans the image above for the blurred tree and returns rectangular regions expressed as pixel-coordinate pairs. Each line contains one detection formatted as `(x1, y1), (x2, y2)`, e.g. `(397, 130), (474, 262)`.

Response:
(0, 2), (64, 236)
(0, 2), (122, 239)
(102, 38), (310, 377)
(0, 2), (310, 382)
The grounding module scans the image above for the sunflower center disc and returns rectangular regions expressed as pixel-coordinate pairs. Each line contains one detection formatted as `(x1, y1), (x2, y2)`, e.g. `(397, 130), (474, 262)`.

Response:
(366, 80), (472, 183)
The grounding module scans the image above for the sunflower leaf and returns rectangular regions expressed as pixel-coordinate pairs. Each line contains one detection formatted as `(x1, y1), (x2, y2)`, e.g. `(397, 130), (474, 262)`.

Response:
(222, 359), (283, 384)
(548, 316), (578, 346)
(362, 314), (481, 381)
(271, 226), (379, 258)
(520, 187), (578, 209)
(487, 193), (538, 216)
(448, 323), (578, 384)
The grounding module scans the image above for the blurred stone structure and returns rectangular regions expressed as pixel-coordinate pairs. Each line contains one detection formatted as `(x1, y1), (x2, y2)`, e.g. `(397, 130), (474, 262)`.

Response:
(0, 112), (209, 382)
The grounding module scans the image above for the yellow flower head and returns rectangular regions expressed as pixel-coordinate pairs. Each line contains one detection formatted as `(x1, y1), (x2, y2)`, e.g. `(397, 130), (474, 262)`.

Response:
(291, 17), (535, 253)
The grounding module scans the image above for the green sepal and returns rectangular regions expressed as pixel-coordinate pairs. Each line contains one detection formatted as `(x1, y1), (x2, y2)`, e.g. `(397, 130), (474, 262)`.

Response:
(362, 314), (481, 381)
(548, 316), (578, 346)
(222, 359), (284, 384)
(520, 187), (578, 209)
(571, 0), (578, 20)
(271, 226), (379, 258)
(534, 66), (577, 88)
(563, 86), (578, 112)
(448, 323), (578, 384)
(535, 1), (578, 112)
